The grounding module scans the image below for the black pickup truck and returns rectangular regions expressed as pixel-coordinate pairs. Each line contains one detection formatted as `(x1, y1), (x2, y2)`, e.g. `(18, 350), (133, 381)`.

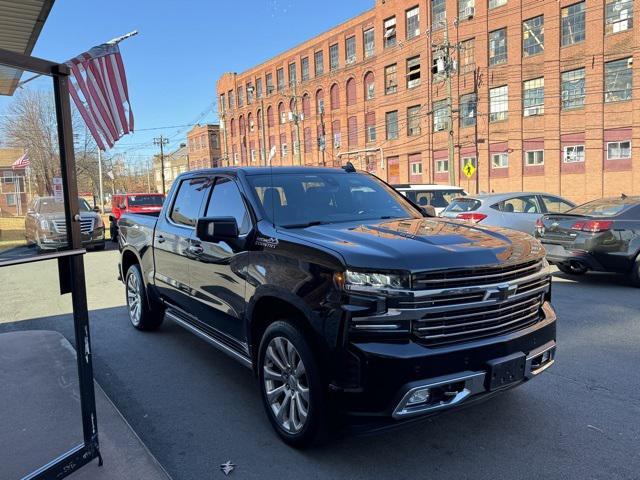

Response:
(118, 166), (556, 447)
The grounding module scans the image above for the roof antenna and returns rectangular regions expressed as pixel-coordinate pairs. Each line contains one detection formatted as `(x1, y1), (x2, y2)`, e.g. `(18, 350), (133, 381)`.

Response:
(342, 161), (356, 173)
(621, 192), (628, 199)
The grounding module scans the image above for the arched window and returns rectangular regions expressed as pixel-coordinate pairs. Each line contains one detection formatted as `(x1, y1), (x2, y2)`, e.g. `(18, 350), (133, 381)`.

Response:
(257, 109), (262, 129)
(364, 71), (375, 101)
(248, 112), (254, 132)
(289, 97), (296, 114)
(267, 106), (274, 128)
(230, 118), (236, 137)
(239, 115), (246, 136)
(348, 116), (358, 147)
(330, 83), (340, 110)
(346, 78), (356, 106)
(278, 102), (285, 124)
(316, 89), (325, 114)
(302, 93), (311, 118)
(331, 119), (341, 149)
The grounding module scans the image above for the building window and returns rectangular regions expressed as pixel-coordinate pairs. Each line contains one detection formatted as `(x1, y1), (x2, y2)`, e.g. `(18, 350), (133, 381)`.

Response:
(561, 68), (585, 109)
(384, 17), (397, 48)
(332, 120), (341, 149)
(278, 103), (286, 124)
(489, 85), (508, 122)
(525, 150), (544, 166)
(385, 64), (398, 94)
(606, 0), (633, 34)
(523, 77), (544, 116)
(363, 28), (375, 58)
(266, 73), (274, 95)
(256, 78), (263, 98)
(345, 36), (356, 64)
(315, 51), (324, 76)
(6, 193), (17, 206)
(436, 159), (449, 173)
(406, 6), (420, 39)
(301, 57), (309, 81)
(228, 90), (234, 109)
(288, 62), (297, 87)
(564, 145), (585, 163)
(489, 28), (507, 66)
(247, 83), (254, 104)
(237, 86), (244, 107)
(346, 78), (356, 106)
(411, 161), (423, 175)
(460, 93), (477, 127)
(459, 38), (475, 73)
(330, 43), (339, 71)
(365, 112), (376, 143)
(220, 94), (226, 113)
(364, 71), (375, 100)
(386, 110), (398, 140)
(407, 105), (421, 136)
(348, 116), (358, 147)
(607, 141), (631, 159)
(562, 2), (586, 46)
(489, 0), (507, 8)
(491, 153), (509, 168)
(432, 0), (446, 29)
(277, 68), (285, 92)
(459, 0), (475, 19)
(281, 143), (288, 158)
(433, 99), (449, 132)
(605, 57), (633, 102)
(330, 84), (340, 110)
(316, 89), (325, 113)
(523, 16), (544, 56)
(407, 56), (421, 89)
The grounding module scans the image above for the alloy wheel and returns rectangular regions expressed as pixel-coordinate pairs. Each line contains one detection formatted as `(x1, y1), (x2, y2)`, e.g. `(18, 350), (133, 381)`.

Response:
(263, 336), (310, 434)
(126, 272), (142, 326)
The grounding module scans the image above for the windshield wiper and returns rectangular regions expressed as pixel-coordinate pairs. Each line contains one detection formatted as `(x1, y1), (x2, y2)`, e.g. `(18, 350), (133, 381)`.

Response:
(280, 221), (328, 229)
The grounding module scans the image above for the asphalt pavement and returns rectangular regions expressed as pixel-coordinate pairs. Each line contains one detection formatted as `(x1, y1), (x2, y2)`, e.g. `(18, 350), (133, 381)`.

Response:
(1, 248), (639, 480)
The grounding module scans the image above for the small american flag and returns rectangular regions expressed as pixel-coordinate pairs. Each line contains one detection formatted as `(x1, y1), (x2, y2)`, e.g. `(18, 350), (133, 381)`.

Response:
(67, 42), (134, 151)
(12, 152), (30, 169)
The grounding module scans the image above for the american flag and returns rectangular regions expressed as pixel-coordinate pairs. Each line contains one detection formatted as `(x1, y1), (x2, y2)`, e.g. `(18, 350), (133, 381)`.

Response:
(12, 152), (30, 169)
(66, 42), (134, 151)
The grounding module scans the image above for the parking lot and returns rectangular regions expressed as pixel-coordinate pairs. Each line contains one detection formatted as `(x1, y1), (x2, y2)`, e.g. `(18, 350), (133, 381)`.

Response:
(1, 247), (639, 479)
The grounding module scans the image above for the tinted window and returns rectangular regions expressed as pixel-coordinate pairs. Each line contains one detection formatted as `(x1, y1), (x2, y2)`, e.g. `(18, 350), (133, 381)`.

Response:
(493, 196), (541, 214)
(541, 195), (574, 214)
(444, 198), (481, 213)
(569, 199), (636, 217)
(247, 173), (419, 227)
(128, 195), (164, 207)
(205, 177), (251, 235)
(39, 197), (91, 213)
(170, 178), (209, 227)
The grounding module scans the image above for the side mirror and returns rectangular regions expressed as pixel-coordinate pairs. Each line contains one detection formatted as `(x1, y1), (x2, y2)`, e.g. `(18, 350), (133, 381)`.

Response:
(420, 205), (437, 217)
(196, 217), (239, 243)
(118, 203), (126, 210)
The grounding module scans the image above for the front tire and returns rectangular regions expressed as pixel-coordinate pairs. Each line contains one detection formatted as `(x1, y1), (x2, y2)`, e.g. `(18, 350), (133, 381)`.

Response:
(125, 264), (164, 331)
(258, 321), (328, 448)
(629, 256), (640, 287)
(110, 221), (118, 243)
(557, 263), (587, 276)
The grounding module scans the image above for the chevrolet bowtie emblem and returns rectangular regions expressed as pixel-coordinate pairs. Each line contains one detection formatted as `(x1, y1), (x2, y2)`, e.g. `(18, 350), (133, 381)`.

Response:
(496, 284), (518, 301)
(220, 460), (236, 476)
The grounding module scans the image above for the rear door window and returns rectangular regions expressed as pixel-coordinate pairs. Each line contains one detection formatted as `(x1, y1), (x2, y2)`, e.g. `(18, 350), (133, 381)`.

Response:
(205, 177), (251, 235)
(540, 195), (574, 214)
(170, 178), (209, 227)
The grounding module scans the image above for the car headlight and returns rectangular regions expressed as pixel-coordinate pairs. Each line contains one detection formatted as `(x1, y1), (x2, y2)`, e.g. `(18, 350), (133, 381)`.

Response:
(39, 219), (49, 231)
(343, 270), (410, 290)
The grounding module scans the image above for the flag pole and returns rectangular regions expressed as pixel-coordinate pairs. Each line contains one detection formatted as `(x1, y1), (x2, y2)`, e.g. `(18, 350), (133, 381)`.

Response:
(98, 149), (104, 213)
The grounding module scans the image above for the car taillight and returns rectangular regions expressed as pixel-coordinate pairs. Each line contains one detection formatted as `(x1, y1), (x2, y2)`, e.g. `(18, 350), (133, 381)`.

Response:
(457, 212), (487, 223)
(571, 220), (613, 233)
(535, 218), (544, 228)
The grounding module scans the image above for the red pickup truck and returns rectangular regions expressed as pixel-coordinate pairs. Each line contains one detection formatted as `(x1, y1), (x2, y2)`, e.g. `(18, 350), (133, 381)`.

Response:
(109, 193), (165, 241)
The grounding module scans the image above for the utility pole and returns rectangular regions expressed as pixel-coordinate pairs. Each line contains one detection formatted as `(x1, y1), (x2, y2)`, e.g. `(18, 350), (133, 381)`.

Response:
(319, 105), (326, 166)
(474, 67), (480, 194)
(248, 85), (268, 167)
(444, 19), (456, 186)
(153, 136), (169, 194)
(291, 82), (303, 166)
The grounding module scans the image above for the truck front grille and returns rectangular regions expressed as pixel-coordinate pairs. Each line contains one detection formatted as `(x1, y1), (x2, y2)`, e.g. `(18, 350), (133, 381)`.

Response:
(52, 218), (94, 234)
(408, 262), (551, 347)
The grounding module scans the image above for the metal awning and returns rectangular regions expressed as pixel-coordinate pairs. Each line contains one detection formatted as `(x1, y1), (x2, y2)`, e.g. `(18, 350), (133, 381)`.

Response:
(0, 0), (55, 96)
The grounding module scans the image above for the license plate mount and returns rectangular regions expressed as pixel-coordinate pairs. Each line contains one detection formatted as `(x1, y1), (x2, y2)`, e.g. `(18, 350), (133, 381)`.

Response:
(486, 352), (526, 391)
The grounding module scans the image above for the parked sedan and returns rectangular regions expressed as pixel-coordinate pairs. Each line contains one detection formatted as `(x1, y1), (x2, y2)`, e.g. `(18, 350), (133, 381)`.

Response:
(25, 196), (105, 252)
(441, 192), (576, 234)
(535, 196), (640, 285)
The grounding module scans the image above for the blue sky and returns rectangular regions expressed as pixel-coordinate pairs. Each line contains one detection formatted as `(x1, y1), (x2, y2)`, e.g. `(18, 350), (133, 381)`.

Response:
(28, 0), (372, 162)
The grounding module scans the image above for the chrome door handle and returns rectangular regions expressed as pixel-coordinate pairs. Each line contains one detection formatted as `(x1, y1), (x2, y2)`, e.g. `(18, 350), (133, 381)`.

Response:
(156, 235), (166, 244)
(187, 245), (204, 256)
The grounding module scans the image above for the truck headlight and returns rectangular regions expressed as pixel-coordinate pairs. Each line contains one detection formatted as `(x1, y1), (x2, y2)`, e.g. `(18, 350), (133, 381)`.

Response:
(344, 270), (410, 290)
(39, 218), (49, 231)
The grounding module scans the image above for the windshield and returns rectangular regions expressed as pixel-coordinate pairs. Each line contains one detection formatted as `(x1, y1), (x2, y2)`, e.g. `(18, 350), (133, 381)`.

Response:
(568, 199), (633, 217)
(128, 195), (164, 207)
(247, 172), (420, 227)
(403, 189), (466, 208)
(38, 198), (92, 214)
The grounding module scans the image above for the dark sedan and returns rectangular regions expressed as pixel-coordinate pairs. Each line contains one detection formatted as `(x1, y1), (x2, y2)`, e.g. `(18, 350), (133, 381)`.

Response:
(535, 196), (640, 286)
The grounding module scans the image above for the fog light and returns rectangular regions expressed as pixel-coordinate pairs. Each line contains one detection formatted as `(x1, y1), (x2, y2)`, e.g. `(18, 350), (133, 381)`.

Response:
(407, 388), (430, 406)
(540, 350), (551, 364)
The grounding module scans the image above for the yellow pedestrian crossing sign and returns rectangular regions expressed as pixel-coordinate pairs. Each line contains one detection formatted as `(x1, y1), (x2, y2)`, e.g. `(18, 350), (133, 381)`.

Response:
(463, 159), (476, 178)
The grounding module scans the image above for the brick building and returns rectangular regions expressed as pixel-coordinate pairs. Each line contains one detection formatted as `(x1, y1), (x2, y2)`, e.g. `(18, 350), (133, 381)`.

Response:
(186, 124), (222, 169)
(0, 148), (28, 216)
(216, 0), (638, 203)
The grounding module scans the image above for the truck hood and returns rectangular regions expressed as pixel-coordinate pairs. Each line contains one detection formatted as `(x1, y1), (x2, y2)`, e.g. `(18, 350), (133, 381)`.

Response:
(283, 218), (543, 272)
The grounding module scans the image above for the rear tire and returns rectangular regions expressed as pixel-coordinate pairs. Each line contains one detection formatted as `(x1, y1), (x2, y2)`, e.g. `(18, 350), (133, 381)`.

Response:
(125, 264), (164, 331)
(557, 263), (587, 276)
(629, 256), (640, 288)
(258, 320), (328, 448)
(110, 222), (118, 243)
